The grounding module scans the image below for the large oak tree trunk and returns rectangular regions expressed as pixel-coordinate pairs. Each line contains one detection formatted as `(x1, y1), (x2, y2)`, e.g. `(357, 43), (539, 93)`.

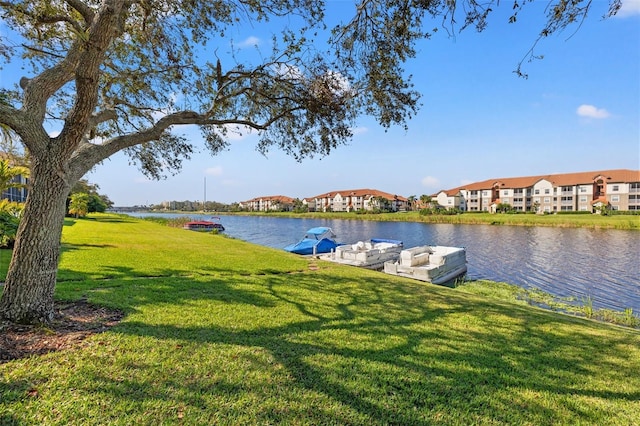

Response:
(0, 162), (71, 324)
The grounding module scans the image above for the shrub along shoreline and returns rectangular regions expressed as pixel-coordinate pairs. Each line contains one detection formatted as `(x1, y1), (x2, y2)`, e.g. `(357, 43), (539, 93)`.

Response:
(188, 210), (640, 230)
(1, 214), (639, 425)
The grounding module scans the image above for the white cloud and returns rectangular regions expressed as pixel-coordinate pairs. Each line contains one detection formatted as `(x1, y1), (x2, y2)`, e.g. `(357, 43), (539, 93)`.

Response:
(205, 166), (223, 176)
(617, 0), (640, 17)
(237, 36), (260, 48)
(576, 104), (610, 119)
(322, 70), (352, 96)
(421, 176), (440, 188)
(351, 126), (368, 135)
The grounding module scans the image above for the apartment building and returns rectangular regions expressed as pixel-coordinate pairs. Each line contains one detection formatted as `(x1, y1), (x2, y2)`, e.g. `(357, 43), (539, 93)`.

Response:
(434, 169), (640, 213)
(304, 188), (407, 212)
(239, 195), (296, 212)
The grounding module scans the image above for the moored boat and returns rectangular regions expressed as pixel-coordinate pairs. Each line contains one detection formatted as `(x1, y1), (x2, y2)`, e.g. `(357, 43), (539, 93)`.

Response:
(319, 238), (403, 270)
(284, 227), (343, 255)
(183, 217), (225, 232)
(383, 245), (467, 285)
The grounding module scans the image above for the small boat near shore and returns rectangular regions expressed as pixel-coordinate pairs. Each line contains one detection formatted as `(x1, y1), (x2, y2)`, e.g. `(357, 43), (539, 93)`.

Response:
(383, 245), (467, 285)
(319, 238), (403, 270)
(183, 217), (225, 232)
(284, 227), (343, 255)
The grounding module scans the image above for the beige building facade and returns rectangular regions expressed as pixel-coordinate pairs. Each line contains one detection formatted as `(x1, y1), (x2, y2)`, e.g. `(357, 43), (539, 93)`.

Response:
(435, 169), (640, 213)
(239, 195), (296, 212)
(304, 189), (408, 212)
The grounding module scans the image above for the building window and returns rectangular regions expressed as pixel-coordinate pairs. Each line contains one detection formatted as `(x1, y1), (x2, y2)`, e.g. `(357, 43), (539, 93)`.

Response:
(580, 196), (587, 202)
(611, 195), (619, 202)
(580, 187), (587, 193)
(544, 197), (550, 203)
(534, 189), (540, 195)
(544, 189), (550, 194)
(612, 185), (619, 191)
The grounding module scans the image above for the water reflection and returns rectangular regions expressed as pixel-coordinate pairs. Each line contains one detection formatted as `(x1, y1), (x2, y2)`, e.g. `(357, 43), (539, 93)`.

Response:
(128, 213), (640, 313)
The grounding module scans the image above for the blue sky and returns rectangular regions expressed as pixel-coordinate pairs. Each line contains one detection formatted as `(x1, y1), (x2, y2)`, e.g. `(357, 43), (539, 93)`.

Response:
(2, 1), (640, 206)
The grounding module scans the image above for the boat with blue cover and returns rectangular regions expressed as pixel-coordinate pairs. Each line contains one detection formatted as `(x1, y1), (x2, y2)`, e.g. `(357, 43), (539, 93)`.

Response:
(284, 227), (343, 255)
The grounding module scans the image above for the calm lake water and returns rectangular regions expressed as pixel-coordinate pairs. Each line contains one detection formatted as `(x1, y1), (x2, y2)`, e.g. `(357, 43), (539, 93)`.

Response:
(129, 213), (640, 314)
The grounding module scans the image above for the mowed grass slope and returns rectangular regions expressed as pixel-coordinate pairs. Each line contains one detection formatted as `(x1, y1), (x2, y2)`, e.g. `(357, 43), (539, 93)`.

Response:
(1, 214), (639, 425)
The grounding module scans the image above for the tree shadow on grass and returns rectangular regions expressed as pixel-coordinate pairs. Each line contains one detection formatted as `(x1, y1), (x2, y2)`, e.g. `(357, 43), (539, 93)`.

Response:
(55, 242), (306, 283)
(65, 215), (135, 224)
(55, 265), (280, 314)
(61, 243), (117, 252)
(67, 270), (640, 425)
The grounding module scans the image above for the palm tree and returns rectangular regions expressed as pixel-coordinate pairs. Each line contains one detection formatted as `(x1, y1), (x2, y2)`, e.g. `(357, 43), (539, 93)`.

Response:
(371, 196), (390, 212)
(407, 195), (416, 211)
(68, 193), (90, 218)
(419, 194), (432, 209)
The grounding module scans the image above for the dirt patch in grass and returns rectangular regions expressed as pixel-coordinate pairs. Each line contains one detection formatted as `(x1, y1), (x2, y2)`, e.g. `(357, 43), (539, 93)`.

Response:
(0, 299), (124, 363)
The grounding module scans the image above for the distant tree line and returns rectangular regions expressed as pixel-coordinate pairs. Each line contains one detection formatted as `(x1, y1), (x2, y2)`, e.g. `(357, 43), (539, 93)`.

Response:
(149, 201), (239, 213)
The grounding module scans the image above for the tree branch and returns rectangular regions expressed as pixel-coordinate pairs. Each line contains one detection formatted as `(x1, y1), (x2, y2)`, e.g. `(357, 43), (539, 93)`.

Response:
(68, 103), (305, 180)
(58, 0), (126, 155)
(65, 0), (95, 24)
(21, 42), (84, 129)
(0, 98), (50, 153)
(0, 103), (24, 132)
(0, 1), (86, 34)
(88, 108), (117, 128)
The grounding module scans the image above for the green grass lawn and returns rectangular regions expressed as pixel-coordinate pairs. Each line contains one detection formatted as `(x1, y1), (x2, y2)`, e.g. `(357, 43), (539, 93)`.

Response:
(1, 214), (639, 425)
